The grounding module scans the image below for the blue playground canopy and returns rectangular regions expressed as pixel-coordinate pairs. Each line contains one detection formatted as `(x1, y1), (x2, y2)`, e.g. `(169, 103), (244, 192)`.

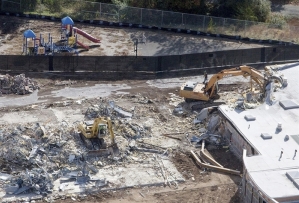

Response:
(61, 16), (74, 25)
(23, 29), (36, 38)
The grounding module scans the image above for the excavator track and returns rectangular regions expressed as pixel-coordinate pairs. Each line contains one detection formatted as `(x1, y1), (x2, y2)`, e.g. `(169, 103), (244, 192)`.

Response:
(86, 144), (120, 157)
(186, 100), (225, 110)
(80, 133), (93, 150)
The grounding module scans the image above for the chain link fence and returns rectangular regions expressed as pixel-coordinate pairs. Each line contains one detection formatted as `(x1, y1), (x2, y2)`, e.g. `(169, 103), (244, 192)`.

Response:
(1, 0), (298, 43)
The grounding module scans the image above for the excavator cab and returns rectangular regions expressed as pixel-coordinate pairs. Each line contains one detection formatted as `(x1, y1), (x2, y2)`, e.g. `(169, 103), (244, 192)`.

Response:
(182, 81), (197, 91)
(97, 124), (107, 138)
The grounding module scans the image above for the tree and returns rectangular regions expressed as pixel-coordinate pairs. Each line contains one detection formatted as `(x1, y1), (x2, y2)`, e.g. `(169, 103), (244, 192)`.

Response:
(211, 0), (271, 22)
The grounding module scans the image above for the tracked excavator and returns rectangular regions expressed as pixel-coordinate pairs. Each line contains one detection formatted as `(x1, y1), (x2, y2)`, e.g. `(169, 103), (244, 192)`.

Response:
(78, 117), (119, 156)
(179, 65), (283, 110)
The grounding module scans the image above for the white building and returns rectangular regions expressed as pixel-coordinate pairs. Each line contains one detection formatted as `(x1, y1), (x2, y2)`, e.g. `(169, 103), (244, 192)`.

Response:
(216, 64), (299, 203)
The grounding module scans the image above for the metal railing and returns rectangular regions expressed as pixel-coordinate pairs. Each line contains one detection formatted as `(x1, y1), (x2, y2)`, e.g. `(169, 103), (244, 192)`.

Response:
(1, 0), (298, 43)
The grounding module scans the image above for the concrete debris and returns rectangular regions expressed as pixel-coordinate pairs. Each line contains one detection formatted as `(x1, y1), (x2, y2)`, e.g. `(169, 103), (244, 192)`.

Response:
(68, 154), (76, 163)
(194, 108), (209, 124)
(0, 99), (184, 201)
(5, 168), (53, 195)
(168, 93), (184, 107)
(0, 73), (38, 95)
(0, 172), (12, 181)
(173, 106), (184, 116)
(54, 80), (77, 86)
(243, 102), (259, 109)
(207, 115), (221, 133)
(109, 101), (133, 118)
(190, 134), (222, 145)
(265, 82), (274, 105)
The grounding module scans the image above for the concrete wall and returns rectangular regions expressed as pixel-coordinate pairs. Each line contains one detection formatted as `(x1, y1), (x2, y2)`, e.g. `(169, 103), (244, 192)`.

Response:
(0, 55), (49, 71)
(223, 120), (258, 158)
(0, 46), (298, 80)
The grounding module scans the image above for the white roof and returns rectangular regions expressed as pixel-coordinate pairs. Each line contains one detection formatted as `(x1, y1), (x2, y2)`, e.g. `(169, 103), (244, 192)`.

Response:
(219, 64), (299, 199)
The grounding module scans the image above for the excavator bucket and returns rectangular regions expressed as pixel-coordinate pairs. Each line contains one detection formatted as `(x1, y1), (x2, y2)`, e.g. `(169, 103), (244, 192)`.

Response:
(109, 144), (120, 156)
(86, 144), (119, 157)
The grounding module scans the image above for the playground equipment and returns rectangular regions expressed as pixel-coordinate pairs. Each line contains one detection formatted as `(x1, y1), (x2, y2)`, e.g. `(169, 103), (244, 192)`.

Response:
(23, 16), (100, 55)
(61, 16), (100, 50)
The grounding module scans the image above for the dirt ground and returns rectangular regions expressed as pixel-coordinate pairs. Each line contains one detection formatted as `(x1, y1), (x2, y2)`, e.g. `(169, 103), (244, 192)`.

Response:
(0, 75), (246, 203)
(0, 14), (253, 203)
(0, 15), (266, 56)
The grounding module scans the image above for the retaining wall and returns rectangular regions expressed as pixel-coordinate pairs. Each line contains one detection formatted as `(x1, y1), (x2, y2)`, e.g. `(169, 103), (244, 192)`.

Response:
(1, 46), (298, 80)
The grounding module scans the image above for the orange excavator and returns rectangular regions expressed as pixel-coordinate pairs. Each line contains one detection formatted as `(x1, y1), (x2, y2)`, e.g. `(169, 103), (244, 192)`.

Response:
(179, 65), (283, 109)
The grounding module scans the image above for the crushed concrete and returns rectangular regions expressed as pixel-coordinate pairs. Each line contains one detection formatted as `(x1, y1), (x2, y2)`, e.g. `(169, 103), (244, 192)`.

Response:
(0, 73), (38, 95)
(0, 100), (186, 201)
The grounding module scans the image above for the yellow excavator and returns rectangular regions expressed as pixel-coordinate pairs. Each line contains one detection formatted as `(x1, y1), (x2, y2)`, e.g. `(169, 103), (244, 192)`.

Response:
(179, 65), (283, 109)
(78, 117), (119, 156)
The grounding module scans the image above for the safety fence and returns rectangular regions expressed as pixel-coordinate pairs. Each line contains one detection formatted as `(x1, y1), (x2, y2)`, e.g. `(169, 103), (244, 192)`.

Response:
(0, 46), (298, 79)
(1, 0), (299, 43)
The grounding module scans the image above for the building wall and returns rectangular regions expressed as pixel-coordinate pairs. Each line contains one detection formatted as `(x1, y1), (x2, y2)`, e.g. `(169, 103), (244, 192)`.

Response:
(221, 118), (258, 158)
(218, 115), (274, 202)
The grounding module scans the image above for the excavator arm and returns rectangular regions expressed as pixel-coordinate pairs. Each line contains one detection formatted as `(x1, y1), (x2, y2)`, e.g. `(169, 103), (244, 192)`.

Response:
(107, 118), (116, 145)
(204, 66), (265, 98)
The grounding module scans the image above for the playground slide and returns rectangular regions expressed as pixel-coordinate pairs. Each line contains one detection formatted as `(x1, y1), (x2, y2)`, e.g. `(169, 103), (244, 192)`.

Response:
(73, 27), (100, 43)
(77, 40), (89, 50)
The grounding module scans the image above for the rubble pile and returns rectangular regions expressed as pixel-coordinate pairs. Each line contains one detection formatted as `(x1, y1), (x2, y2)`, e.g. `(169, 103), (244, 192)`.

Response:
(6, 168), (53, 196)
(0, 100), (181, 200)
(191, 111), (226, 149)
(0, 73), (38, 95)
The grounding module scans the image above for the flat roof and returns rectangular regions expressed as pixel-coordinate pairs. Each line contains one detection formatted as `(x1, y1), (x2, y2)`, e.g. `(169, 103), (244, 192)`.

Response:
(218, 64), (299, 199)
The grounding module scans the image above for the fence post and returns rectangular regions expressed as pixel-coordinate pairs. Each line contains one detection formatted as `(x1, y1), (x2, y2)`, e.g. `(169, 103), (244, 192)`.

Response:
(261, 47), (266, 63)
(203, 16), (206, 32)
(140, 8), (142, 25)
(161, 11), (163, 28)
(222, 18), (225, 34)
(182, 13), (184, 29)
(49, 56), (53, 71)
(118, 6), (120, 23)
(100, 2), (102, 19)
(244, 20), (247, 38)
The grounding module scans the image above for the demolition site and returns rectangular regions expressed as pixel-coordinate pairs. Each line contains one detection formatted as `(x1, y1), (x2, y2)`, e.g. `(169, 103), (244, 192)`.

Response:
(0, 15), (299, 203)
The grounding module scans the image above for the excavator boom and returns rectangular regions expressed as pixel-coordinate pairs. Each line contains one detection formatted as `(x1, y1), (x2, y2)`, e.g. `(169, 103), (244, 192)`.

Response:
(179, 65), (275, 109)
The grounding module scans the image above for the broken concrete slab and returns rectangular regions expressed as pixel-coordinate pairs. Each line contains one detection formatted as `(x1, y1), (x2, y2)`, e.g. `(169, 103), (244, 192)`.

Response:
(0, 172), (12, 181)
(194, 108), (209, 124)
(109, 101), (132, 118)
(52, 159), (184, 194)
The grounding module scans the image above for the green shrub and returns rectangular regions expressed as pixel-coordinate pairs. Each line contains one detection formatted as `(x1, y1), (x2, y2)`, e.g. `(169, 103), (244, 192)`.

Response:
(235, 0), (271, 22)
(43, 0), (62, 13)
(267, 13), (287, 28)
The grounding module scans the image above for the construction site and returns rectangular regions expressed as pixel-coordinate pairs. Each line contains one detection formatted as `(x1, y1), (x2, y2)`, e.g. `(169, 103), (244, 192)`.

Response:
(0, 12), (299, 203)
